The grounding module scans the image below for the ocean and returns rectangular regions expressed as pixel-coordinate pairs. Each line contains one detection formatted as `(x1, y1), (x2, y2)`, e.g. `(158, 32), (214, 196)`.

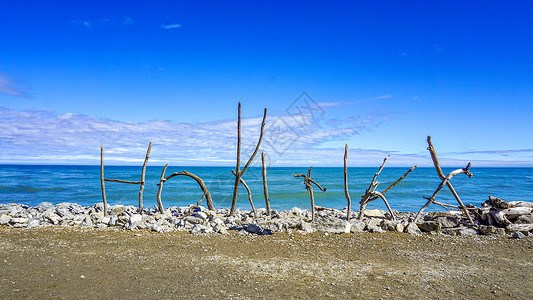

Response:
(0, 165), (532, 212)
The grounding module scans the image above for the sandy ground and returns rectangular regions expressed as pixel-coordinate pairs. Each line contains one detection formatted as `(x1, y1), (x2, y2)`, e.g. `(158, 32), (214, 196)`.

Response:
(1, 226), (532, 299)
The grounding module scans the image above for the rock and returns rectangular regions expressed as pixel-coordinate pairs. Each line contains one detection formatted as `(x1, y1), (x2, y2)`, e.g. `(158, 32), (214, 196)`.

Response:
(457, 228), (477, 236)
(101, 216), (111, 225)
(43, 211), (62, 225)
(190, 224), (209, 234)
(395, 223), (405, 233)
(193, 212), (208, 220)
(0, 214), (11, 225)
(434, 216), (460, 228)
(314, 217), (351, 233)
(129, 214), (142, 224)
(363, 209), (386, 218)
(213, 223), (227, 234)
(515, 213), (533, 224)
(405, 223), (422, 235)
(27, 218), (40, 228)
(245, 224), (262, 234)
(365, 219), (383, 232)
(512, 232), (525, 239)
(506, 223), (533, 233)
(299, 221), (316, 233)
(417, 221), (441, 233)
(381, 220), (400, 232)
(110, 206), (127, 216)
(80, 215), (93, 227)
(349, 219), (366, 232)
(184, 216), (204, 225)
(479, 225), (498, 235)
(10, 217), (29, 224)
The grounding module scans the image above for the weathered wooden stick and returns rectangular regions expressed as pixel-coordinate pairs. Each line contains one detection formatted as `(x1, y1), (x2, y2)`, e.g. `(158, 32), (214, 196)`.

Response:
(156, 164), (169, 213)
(344, 144), (352, 220)
(414, 162), (473, 223)
(369, 191), (396, 220)
(373, 165), (418, 199)
(365, 155), (390, 194)
(261, 152), (271, 216)
(229, 103), (267, 216)
(138, 142), (152, 213)
(100, 146), (107, 216)
(293, 167), (326, 222)
(104, 179), (143, 184)
(427, 136), (446, 180)
(231, 169), (257, 219)
(162, 170), (215, 210)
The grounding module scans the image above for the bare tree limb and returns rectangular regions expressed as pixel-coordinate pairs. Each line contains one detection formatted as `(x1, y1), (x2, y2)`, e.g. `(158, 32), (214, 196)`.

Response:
(370, 165), (418, 201)
(294, 167), (326, 222)
(262, 152), (271, 216)
(344, 144), (352, 220)
(138, 142), (152, 213)
(229, 103), (267, 216)
(232, 169), (257, 219)
(104, 179), (142, 184)
(156, 164), (169, 213)
(161, 170), (215, 210)
(100, 146), (107, 216)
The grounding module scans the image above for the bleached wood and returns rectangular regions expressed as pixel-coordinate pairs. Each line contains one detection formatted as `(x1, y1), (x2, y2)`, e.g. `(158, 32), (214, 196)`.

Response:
(261, 152), (271, 216)
(138, 142), (152, 213)
(232, 169), (257, 219)
(344, 144), (352, 220)
(162, 170), (215, 210)
(100, 146), (107, 216)
(156, 164), (169, 213)
(294, 167), (327, 222)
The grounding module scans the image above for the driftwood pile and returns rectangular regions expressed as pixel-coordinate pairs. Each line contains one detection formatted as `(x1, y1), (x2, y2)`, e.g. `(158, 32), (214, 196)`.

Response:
(91, 103), (533, 238)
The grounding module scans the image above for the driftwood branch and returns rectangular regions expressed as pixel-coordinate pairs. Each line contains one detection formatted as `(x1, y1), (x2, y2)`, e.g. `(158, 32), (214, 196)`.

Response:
(159, 170), (215, 211)
(344, 144), (352, 220)
(415, 162), (473, 223)
(294, 167), (327, 221)
(100, 142), (151, 215)
(156, 164), (169, 213)
(359, 156), (415, 221)
(262, 152), (271, 216)
(138, 142), (152, 213)
(229, 102), (267, 216)
(418, 136), (474, 224)
(100, 146), (107, 216)
(232, 169), (257, 219)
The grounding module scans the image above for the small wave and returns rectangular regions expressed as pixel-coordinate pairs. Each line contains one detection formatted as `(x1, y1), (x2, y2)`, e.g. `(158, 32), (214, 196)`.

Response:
(0, 186), (67, 193)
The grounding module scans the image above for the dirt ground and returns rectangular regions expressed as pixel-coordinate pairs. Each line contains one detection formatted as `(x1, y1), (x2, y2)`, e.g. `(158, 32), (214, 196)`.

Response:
(1, 226), (532, 299)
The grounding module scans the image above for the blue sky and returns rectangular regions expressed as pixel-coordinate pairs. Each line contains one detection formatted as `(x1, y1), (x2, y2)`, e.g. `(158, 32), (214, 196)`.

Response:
(0, 1), (532, 166)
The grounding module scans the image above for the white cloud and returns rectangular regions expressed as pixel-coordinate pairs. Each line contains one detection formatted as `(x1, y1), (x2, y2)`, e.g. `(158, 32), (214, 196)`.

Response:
(161, 23), (181, 29)
(0, 76), (29, 98)
(1, 107), (529, 167)
(373, 95), (391, 99)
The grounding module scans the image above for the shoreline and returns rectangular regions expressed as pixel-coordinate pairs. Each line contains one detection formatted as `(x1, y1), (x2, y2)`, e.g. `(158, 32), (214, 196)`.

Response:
(1, 199), (532, 238)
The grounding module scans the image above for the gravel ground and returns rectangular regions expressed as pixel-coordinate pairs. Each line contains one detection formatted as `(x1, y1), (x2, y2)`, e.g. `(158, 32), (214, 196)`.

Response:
(1, 226), (532, 299)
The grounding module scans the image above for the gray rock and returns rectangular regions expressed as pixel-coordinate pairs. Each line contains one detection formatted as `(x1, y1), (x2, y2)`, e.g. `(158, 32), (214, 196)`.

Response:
(245, 224), (262, 234)
(27, 218), (40, 228)
(129, 214), (142, 225)
(0, 214), (11, 225)
(417, 221), (441, 232)
(81, 215), (93, 227)
(405, 223), (422, 235)
(457, 228), (477, 236)
(43, 211), (62, 225)
(193, 212), (208, 220)
(101, 216), (111, 225)
(362, 209), (386, 218)
(300, 221), (316, 233)
(479, 225), (499, 235)
(434, 216), (460, 228)
(10, 217), (29, 224)
(365, 219), (383, 232)
(190, 224), (209, 234)
(184, 216), (204, 225)
(314, 217), (351, 233)
(515, 213), (533, 224)
(213, 223), (227, 234)
(110, 206), (127, 216)
(512, 231), (525, 239)
(349, 219), (366, 232)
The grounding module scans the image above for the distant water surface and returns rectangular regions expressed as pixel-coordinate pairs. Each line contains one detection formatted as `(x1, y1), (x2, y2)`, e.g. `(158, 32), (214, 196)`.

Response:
(1, 165), (532, 212)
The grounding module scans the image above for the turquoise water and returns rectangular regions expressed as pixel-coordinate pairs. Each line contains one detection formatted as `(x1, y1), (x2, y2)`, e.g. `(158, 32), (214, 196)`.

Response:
(0, 165), (532, 212)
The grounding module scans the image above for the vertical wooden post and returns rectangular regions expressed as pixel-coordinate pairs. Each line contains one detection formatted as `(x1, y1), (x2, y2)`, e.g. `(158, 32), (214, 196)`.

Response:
(344, 144), (351, 221)
(262, 152), (271, 216)
(230, 102), (242, 216)
(156, 164), (168, 214)
(138, 142), (152, 213)
(100, 145), (107, 217)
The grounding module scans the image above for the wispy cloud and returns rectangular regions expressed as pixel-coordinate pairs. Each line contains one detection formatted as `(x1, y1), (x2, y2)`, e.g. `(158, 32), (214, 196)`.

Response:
(0, 76), (29, 98)
(372, 95), (391, 99)
(161, 23), (181, 29)
(73, 16), (134, 28)
(1, 107), (529, 167)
